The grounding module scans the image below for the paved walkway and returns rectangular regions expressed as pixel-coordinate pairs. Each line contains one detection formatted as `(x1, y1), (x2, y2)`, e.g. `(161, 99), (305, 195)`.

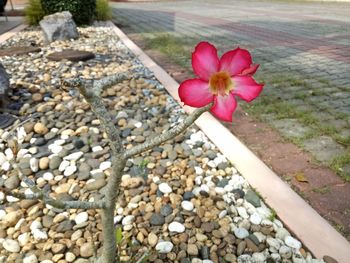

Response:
(112, 0), (350, 176)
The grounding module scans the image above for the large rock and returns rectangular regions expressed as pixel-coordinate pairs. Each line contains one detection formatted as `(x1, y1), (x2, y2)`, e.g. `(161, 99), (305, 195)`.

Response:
(39, 11), (79, 42)
(0, 63), (9, 107)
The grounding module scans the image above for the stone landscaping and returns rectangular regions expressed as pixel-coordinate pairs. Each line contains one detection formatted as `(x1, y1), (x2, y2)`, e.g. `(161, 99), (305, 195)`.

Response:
(0, 24), (332, 262)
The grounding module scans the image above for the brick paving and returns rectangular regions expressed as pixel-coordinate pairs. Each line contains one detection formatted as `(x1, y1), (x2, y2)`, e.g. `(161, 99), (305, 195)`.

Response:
(112, 0), (350, 175)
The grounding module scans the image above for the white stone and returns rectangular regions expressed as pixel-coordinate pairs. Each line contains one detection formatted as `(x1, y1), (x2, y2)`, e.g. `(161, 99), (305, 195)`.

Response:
(194, 166), (203, 175)
(64, 165), (77, 176)
(122, 215), (135, 226)
(195, 176), (202, 185)
(18, 232), (30, 246)
(155, 241), (173, 253)
(65, 252), (76, 262)
(23, 254), (38, 263)
(3, 239), (20, 252)
(181, 201), (194, 211)
(200, 184), (210, 193)
(0, 209), (6, 220)
(279, 245), (292, 259)
(218, 210), (227, 219)
(276, 228), (290, 241)
(168, 222), (185, 233)
(30, 221), (42, 231)
(114, 215), (123, 224)
(1, 161), (11, 171)
(207, 160), (216, 168)
(152, 176), (160, 184)
(234, 228), (249, 239)
(285, 236), (302, 250)
(50, 144), (63, 154)
(15, 218), (25, 230)
(99, 161), (111, 171)
(92, 146), (103, 152)
(64, 151), (84, 161)
(5, 148), (14, 160)
(237, 206), (249, 219)
(30, 158), (39, 172)
(250, 212), (262, 225)
(54, 139), (65, 145)
(74, 212), (88, 225)
(158, 183), (172, 194)
(17, 127), (27, 144)
(252, 252), (266, 263)
(17, 149), (29, 159)
(202, 261), (214, 263)
(59, 160), (70, 172)
(6, 195), (18, 202)
(266, 237), (281, 252)
(43, 172), (54, 181)
(32, 229), (48, 240)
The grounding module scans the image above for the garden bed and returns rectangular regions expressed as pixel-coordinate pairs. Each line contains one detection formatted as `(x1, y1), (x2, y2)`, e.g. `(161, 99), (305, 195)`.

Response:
(0, 24), (330, 262)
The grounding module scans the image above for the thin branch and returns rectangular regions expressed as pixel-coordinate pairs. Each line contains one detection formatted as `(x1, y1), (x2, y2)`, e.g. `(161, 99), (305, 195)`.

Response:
(1, 187), (105, 209)
(63, 74), (127, 153)
(124, 104), (212, 159)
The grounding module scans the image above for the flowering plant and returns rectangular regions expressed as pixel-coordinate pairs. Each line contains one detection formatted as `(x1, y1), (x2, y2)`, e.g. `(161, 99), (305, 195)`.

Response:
(179, 42), (263, 122)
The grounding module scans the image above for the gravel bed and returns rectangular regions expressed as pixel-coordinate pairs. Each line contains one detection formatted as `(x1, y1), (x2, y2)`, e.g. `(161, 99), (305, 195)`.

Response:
(0, 25), (326, 263)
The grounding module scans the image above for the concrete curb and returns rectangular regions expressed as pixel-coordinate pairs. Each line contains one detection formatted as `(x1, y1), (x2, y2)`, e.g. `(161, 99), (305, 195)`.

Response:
(0, 23), (27, 43)
(108, 21), (350, 262)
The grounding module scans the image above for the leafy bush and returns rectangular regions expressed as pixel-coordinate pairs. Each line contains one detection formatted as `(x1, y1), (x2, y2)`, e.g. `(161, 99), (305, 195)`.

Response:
(40, 0), (96, 25)
(25, 0), (45, 25)
(96, 0), (112, 21)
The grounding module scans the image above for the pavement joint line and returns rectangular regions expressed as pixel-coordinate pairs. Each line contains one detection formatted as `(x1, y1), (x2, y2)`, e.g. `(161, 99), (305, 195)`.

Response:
(108, 21), (350, 263)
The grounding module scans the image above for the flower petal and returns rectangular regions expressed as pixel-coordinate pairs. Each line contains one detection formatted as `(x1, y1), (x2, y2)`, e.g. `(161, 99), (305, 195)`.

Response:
(232, 76), (264, 102)
(178, 78), (213, 107)
(210, 93), (237, 122)
(219, 47), (253, 76)
(192, 42), (219, 81)
(241, 64), (259, 76)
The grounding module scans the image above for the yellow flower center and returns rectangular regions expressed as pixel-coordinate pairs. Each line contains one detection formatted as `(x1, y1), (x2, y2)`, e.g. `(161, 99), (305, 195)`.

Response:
(209, 71), (234, 96)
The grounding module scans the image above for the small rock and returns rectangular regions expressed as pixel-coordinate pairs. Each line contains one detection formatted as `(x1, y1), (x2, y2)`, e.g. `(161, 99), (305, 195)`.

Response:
(80, 243), (93, 258)
(245, 190), (261, 207)
(187, 244), (198, 256)
(181, 200), (194, 211)
(168, 222), (185, 233)
(156, 241), (173, 253)
(234, 228), (249, 239)
(160, 204), (173, 217)
(159, 182), (172, 194)
(34, 123), (48, 135)
(150, 213), (165, 226)
(3, 239), (20, 253)
(74, 212), (88, 225)
(285, 236), (302, 250)
(148, 232), (158, 247)
(23, 254), (38, 263)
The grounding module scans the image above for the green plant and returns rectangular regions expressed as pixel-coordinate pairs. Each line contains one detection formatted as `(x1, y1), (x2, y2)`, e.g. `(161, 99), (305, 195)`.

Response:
(25, 0), (45, 25)
(96, 0), (112, 21)
(40, 0), (96, 25)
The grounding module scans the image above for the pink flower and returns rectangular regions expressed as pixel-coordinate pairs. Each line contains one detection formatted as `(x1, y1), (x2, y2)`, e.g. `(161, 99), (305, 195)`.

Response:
(178, 42), (264, 122)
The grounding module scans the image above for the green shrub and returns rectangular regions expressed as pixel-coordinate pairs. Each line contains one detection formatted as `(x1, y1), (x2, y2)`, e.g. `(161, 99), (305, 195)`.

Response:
(40, 0), (96, 25)
(25, 0), (45, 25)
(96, 0), (112, 21)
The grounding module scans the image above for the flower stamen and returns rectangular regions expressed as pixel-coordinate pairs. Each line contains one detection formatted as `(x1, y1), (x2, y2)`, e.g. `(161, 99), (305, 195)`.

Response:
(209, 71), (233, 96)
